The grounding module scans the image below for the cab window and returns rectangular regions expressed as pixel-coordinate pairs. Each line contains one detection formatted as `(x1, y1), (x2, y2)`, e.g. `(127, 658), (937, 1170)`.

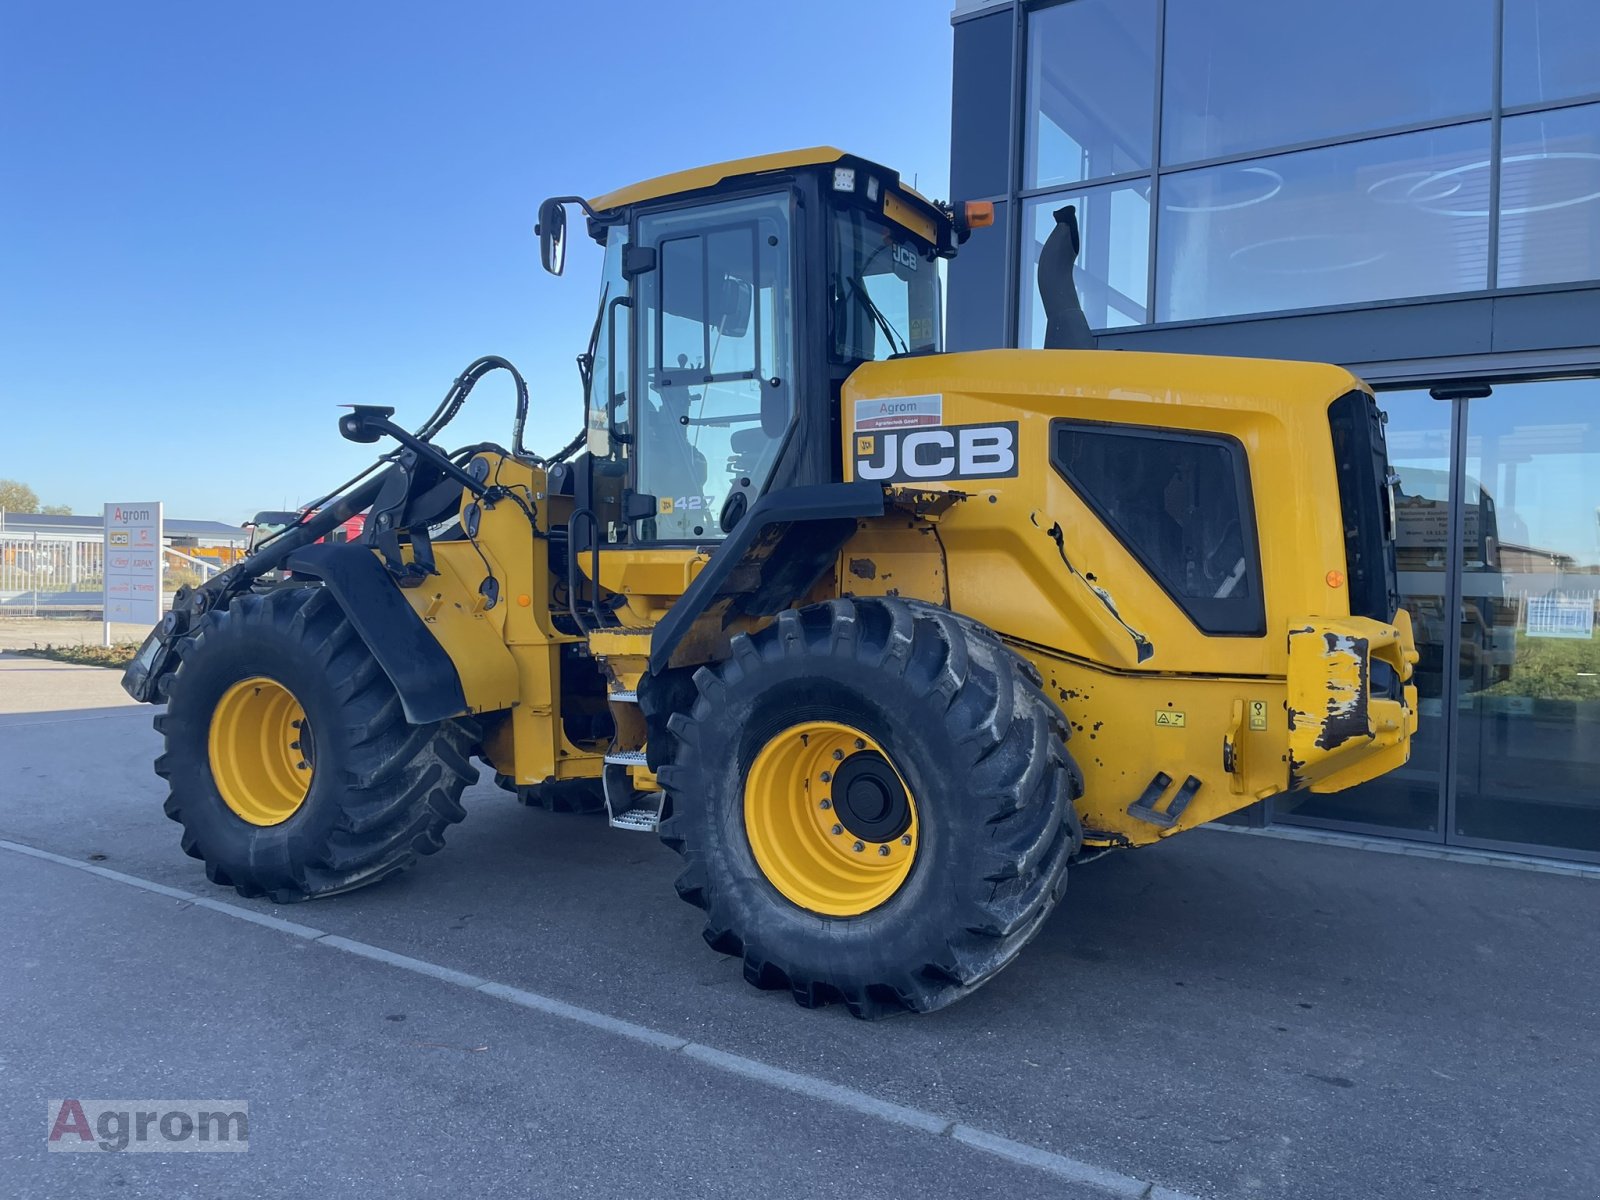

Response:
(831, 210), (942, 363)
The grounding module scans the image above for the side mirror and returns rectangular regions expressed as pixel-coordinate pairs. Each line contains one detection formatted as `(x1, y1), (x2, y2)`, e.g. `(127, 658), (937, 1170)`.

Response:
(714, 274), (753, 339)
(537, 198), (567, 276)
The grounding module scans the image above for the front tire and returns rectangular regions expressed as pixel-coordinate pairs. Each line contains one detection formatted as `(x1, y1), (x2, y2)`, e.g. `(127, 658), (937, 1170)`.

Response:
(659, 597), (1082, 1019)
(154, 586), (477, 903)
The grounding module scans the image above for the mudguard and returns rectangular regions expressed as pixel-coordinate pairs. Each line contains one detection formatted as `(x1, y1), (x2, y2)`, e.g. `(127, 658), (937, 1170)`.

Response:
(649, 481), (885, 674)
(284, 543), (470, 725)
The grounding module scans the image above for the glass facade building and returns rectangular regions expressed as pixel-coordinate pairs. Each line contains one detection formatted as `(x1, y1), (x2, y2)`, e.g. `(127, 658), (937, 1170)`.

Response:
(949, 0), (1600, 862)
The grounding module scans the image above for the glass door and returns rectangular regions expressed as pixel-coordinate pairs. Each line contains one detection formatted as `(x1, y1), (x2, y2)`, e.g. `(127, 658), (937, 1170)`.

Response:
(1452, 378), (1600, 859)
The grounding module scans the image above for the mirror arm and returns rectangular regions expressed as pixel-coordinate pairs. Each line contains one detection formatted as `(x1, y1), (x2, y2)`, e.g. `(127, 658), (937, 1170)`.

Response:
(535, 195), (601, 233)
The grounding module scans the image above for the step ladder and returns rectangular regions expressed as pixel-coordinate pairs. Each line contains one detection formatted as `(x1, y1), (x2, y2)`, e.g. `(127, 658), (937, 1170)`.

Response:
(602, 687), (663, 831)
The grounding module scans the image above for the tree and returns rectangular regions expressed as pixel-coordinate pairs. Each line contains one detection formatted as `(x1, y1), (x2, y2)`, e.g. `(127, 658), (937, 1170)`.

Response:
(0, 479), (40, 513)
(0, 480), (71, 515)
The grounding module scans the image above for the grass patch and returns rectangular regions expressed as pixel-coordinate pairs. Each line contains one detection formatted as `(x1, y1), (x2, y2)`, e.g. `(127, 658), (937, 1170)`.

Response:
(1479, 630), (1600, 701)
(14, 642), (140, 669)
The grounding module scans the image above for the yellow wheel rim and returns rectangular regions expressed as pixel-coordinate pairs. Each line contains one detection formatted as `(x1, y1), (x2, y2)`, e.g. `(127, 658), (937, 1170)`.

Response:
(207, 676), (314, 826)
(743, 720), (918, 917)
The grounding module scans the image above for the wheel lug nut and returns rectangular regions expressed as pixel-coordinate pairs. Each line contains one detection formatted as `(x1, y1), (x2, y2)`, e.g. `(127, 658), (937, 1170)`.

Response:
(877, 845), (890, 857)
(820, 771), (832, 783)
(852, 841), (865, 853)
(854, 738), (865, 749)
(901, 834), (912, 845)
(819, 799), (831, 810)
(297, 761), (309, 770)
(832, 749), (844, 761)
(830, 824), (843, 835)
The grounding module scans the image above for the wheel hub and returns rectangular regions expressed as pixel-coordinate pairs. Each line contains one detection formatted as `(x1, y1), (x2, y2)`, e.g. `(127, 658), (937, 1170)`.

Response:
(832, 752), (912, 844)
(207, 676), (314, 827)
(743, 720), (919, 917)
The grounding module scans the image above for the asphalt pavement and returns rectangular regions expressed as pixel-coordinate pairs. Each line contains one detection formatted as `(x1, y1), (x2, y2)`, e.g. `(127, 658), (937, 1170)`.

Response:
(2, 654), (1597, 1199)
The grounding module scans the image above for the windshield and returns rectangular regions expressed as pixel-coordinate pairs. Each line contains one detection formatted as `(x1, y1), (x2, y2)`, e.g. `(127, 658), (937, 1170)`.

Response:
(830, 210), (942, 363)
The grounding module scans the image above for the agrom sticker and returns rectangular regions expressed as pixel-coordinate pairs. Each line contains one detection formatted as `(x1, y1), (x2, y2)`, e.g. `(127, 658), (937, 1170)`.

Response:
(854, 394), (942, 432)
(854, 422), (1019, 485)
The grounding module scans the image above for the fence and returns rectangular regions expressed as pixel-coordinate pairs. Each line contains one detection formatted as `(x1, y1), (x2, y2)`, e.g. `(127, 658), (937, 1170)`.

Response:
(0, 534), (219, 617)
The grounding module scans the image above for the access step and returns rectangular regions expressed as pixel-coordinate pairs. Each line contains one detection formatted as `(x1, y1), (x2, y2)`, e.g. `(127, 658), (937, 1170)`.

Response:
(608, 802), (663, 832)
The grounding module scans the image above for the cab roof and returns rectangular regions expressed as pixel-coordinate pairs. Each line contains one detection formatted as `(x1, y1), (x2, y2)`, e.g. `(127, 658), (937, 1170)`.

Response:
(586, 147), (948, 244)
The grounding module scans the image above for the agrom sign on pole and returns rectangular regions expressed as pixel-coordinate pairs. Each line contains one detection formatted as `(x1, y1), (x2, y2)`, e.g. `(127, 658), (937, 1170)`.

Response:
(104, 502), (163, 646)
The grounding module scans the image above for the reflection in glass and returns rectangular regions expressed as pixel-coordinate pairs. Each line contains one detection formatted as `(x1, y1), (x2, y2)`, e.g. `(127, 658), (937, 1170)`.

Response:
(1025, 0), (1156, 188)
(1161, 0), (1493, 165)
(1020, 183), (1149, 342)
(1503, 0), (1600, 107)
(1455, 379), (1600, 855)
(1156, 123), (1491, 321)
(1276, 391), (1451, 834)
(1497, 104), (1600, 288)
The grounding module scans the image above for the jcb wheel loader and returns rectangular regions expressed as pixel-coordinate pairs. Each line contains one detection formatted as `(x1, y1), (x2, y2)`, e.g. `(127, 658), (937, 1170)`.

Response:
(124, 148), (1418, 1018)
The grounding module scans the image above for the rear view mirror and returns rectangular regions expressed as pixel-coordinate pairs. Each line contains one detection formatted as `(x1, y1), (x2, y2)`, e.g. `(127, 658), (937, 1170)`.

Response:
(537, 198), (567, 276)
(715, 274), (753, 339)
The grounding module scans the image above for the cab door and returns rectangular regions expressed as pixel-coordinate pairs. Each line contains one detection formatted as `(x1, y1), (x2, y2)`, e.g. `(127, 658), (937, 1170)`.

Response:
(627, 191), (797, 544)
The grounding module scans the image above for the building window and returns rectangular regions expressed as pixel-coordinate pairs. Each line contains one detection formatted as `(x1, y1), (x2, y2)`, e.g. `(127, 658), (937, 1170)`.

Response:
(1159, 0), (1494, 167)
(1050, 421), (1265, 636)
(1020, 183), (1149, 339)
(1001, 0), (1600, 339)
(1503, 0), (1600, 109)
(1453, 377), (1600, 856)
(1497, 102), (1600, 288)
(1025, 0), (1157, 189)
(1155, 122), (1492, 321)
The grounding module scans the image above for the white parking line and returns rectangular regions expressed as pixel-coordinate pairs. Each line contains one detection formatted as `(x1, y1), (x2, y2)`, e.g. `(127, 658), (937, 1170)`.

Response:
(1, 836), (1199, 1200)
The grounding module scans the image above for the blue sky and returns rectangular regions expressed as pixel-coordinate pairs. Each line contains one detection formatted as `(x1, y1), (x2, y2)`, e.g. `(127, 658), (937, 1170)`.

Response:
(0, 1), (954, 521)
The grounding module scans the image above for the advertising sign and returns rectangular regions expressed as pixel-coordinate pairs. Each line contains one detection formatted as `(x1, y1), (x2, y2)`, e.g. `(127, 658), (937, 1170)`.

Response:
(1526, 595), (1595, 640)
(104, 502), (163, 629)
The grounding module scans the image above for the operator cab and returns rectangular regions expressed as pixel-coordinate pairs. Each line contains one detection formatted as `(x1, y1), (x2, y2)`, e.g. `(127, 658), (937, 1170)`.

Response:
(538, 149), (969, 550)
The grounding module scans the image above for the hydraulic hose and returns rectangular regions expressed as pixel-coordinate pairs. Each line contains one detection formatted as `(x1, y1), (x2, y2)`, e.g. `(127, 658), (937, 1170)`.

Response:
(416, 355), (533, 459)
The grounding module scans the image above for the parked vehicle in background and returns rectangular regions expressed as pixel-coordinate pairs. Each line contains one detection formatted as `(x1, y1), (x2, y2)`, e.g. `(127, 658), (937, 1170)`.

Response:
(243, 510), (366, 555)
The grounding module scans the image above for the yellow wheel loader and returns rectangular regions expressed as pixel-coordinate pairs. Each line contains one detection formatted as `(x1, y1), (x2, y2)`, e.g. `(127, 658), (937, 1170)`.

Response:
(124, 148), (1418, 1018)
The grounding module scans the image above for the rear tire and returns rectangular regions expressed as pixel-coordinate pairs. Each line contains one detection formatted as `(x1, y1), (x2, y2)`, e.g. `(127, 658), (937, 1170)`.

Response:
(659, 597), (1082, 1019)
(492, 772), (607, 814)
(155, 585), (477, 903)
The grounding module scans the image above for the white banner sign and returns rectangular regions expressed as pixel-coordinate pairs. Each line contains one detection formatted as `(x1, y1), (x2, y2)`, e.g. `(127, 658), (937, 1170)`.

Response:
(1525, 595), (1595, 640)
(104, 502), (163, 627)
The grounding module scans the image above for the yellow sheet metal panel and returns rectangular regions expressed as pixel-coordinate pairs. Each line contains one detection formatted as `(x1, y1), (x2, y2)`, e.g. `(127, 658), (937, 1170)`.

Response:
(589, 146), (848, 212)
(835, 348), (1419, 839)
(478, 643), (606, 786)
(837, 517), (948, 606)
(841, 349), (1365, 679)
(592, 549), (709, 604)
(1017, 646), (1292, 847)
(882, 191), (938, 243)
(399, 542), (521, 715)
